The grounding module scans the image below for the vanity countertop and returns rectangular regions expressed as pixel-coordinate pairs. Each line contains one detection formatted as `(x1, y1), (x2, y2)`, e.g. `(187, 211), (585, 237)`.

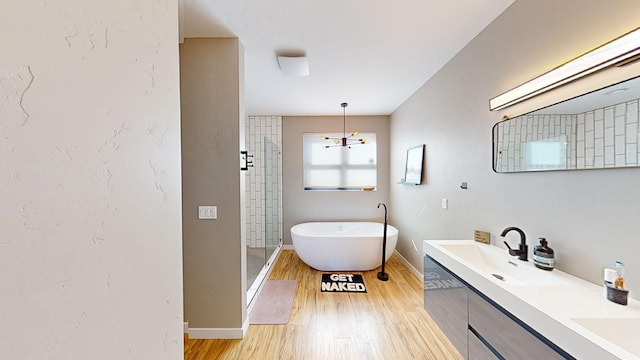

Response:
(424, 239), (640, 360)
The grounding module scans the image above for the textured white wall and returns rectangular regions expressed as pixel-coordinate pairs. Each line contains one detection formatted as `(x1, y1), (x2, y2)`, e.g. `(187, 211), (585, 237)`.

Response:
(0, 1), (183, 359)
(391, 0), (640, 297)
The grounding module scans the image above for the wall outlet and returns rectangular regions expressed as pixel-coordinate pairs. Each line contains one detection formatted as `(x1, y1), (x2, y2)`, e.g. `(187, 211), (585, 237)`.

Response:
(441, 198), (448, 210)
(198, 206), (217, 219)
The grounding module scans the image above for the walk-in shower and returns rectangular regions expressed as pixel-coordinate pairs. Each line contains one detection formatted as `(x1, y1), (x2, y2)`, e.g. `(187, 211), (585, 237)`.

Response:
(245, 116), (283, 304)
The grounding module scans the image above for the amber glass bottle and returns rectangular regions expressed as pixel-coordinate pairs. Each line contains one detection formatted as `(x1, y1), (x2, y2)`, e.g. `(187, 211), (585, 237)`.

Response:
(614, 260), (625, 289)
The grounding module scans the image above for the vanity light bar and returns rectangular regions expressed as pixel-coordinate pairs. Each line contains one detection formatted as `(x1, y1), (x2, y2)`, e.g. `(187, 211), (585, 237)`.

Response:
(490, 27), (640, 111)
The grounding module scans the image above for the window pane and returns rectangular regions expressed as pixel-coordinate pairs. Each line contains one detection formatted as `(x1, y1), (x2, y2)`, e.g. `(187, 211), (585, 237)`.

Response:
(306, 169), (341, 187)
(344, 169), (376, 187)
(348, 143), (376, 164)
(312, 144), (342, 165)
(303, 132), (377, 190)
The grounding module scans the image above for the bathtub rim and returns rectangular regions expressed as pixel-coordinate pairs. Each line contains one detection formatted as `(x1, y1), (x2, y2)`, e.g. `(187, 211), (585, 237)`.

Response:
(290, 221), (399, 237)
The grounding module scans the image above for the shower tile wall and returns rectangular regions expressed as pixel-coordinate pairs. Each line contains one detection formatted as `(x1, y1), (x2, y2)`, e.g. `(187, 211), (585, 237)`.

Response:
(245, 116), (283, 248)
(496, 98), (640, 172)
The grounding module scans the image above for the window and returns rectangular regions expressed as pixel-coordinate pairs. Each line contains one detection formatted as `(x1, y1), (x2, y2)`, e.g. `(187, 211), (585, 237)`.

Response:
(525, 135), (568, 171)
(303, 132), (377, 190)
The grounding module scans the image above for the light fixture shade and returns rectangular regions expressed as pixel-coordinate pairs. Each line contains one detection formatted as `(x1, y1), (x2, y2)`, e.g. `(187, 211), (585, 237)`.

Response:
(277, 56), (309, 77)
(490, 27), (640, 111)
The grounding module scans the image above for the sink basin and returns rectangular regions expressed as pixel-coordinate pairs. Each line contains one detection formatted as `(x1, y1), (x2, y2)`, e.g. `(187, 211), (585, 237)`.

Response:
(572, 318), (640, 356)
(437, 243), (566, 286)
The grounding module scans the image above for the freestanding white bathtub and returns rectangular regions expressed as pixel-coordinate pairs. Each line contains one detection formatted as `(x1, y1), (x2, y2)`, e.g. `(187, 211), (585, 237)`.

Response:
(290, 222), (399, 271)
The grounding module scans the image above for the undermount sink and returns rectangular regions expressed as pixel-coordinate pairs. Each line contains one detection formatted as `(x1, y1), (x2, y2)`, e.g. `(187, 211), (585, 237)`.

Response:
(438, 243), (566, 286)
(572, 318), (640, 356)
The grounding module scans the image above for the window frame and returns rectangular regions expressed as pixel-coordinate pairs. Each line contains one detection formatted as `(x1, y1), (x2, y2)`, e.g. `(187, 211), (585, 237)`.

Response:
(302, 132), (377, 191)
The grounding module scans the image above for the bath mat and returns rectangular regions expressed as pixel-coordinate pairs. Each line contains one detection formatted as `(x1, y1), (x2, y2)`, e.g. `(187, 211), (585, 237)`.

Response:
(249, 280), (297, 325)
(321, 273), (367, 293)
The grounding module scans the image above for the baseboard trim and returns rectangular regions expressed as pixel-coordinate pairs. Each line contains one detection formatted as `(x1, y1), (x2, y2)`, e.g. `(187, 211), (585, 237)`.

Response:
(242, 316), (249, 337)
(183, 322), (189, 334)
(282, 244), (294, 250)
(393, 250), (423, 281)
(187, 327), (244, 339)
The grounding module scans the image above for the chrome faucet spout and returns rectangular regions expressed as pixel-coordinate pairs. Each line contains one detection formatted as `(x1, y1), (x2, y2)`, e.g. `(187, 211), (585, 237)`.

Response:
(500, 226), (528, 261)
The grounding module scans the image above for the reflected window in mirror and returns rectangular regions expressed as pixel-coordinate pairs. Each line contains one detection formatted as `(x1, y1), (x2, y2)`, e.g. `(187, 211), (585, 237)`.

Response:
(493, 76), (640, 173)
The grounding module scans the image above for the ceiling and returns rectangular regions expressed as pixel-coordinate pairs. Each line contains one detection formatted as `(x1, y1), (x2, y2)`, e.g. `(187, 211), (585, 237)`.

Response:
(180, 0), (515, 116)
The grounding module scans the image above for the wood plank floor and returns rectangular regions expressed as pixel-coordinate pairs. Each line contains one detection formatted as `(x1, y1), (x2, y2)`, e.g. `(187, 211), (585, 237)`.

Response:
(184, 250), (463, 360)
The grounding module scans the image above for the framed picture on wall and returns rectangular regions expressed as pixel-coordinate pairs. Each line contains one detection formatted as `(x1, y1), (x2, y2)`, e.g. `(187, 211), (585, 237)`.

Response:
(404, 145), (425, 185)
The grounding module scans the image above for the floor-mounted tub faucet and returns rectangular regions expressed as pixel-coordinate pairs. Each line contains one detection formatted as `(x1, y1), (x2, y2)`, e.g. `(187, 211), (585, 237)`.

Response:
(501, 226), (528, 261)
(377, 202), (389, 281)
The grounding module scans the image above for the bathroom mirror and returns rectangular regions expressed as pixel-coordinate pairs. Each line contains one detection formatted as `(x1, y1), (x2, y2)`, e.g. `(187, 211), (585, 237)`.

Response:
(493, 75), (640, 172)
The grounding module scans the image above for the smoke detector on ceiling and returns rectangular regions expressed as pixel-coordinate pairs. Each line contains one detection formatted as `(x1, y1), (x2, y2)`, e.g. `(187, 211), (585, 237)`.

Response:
(277, 55), (309, 77)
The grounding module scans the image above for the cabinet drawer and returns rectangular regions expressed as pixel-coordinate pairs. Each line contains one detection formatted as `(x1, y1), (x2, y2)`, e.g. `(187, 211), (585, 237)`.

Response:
(468, 329), (498, 360)
(468, 291), (566, 360)
(424, 256), (468, 358)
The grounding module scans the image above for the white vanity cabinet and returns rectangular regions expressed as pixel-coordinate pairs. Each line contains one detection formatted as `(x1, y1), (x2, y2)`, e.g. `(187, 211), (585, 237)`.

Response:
(424, 255), (572, 359)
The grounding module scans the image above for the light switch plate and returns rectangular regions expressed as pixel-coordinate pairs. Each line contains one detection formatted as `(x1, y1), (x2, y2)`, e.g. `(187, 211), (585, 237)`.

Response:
(198, 206), (217, 219)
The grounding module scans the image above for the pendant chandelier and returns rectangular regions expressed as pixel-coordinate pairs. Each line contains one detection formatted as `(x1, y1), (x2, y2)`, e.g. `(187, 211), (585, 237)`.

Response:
(321, 102), (368, 148)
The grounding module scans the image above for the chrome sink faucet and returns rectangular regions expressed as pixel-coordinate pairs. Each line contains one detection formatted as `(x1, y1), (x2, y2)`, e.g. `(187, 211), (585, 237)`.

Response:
(501, 226), (528, 261)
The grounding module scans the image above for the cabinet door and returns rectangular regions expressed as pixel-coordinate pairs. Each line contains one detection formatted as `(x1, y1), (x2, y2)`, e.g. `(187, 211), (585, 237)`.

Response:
(424, 256), (468, 358)
(468, 290), (567, 360)
(468, 329), (498, 360)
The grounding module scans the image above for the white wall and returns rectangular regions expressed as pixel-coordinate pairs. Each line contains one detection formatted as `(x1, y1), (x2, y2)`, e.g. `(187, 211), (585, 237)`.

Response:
(0, 1), (183, 359)
(391, 0), (640, 296)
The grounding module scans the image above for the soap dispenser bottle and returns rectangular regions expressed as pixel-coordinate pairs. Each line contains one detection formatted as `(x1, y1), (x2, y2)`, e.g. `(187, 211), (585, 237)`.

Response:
(533, 238), (555, 271)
